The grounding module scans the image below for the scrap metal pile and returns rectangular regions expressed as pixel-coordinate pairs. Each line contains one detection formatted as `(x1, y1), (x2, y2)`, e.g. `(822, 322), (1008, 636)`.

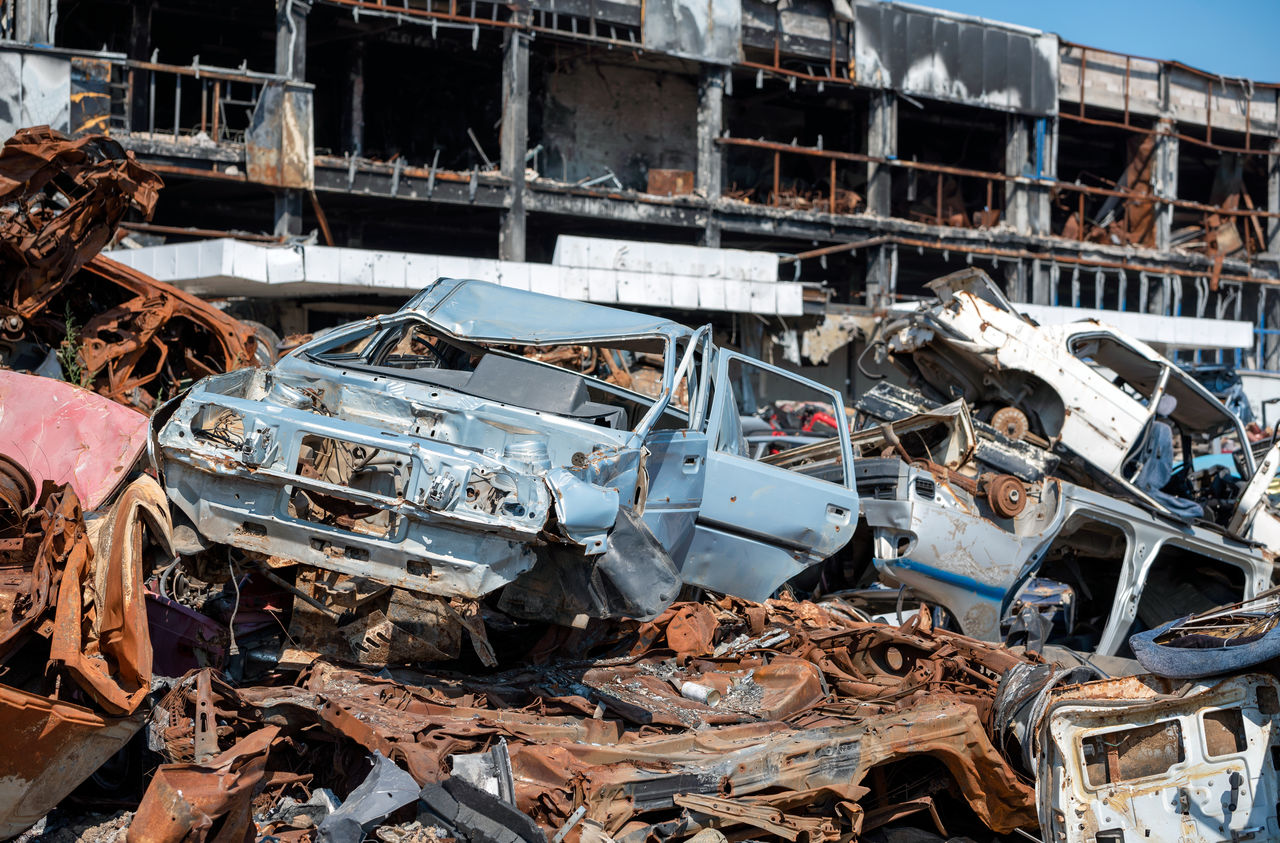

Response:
(6, 125), (1280, 843)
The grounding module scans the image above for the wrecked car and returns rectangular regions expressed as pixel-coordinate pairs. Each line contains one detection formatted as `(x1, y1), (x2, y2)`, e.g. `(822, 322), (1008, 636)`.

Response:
(152, 278), (858, 625)
(879, 267), (1280, 533)
(845, 268), (1280, 656)
(836, 382), (1274, 658)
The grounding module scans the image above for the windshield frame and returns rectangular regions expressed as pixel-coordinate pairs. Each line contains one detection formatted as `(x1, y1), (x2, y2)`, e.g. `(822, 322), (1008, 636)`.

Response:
(293, 311), (692, 435)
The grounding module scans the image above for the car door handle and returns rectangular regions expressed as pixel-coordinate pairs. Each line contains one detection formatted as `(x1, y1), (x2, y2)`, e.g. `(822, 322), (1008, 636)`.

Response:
(826, 504), (850, 523)
(682, 456), (701, 474)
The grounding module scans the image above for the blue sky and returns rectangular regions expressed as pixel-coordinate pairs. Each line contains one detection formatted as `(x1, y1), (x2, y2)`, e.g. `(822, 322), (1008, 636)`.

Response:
(936, 0), (1280, 82)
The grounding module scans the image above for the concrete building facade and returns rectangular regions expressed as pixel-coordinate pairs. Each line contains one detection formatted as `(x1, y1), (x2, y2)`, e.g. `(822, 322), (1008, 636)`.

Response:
(3, 0), (1279, 394)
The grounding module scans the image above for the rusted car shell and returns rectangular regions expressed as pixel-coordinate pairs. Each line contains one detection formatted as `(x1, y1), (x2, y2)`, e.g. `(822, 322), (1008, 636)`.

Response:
(76, 255), (261, 411)
(52, 475), (173, 715)
(0, 126), (161, 313)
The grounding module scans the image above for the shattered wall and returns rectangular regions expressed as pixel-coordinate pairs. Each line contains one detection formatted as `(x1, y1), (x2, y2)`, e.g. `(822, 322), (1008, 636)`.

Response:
(542, 59), (698, 190)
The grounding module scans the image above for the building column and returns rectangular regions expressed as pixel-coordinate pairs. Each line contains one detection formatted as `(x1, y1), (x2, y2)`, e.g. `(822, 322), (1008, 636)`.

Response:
(274, 0), (309, 237)
(1004, 116), (1030, 234)
(1031, 116), (1057, 235)
(865, 243), (897, 310)
(273, 192), (303, 238)
(1267, 138), (1280, 255)
(127, 0), (153, 132)
(1030, 258), (1052, 305)
(498, 26), (530, 262)
(867, 91), (896, 217)
(275, 0), (307, 80)
(696, 67), (726, 247)
(1002, 260), (1029, 302)
(345, 40), (365, 158)
(1154, 118), (1179, 251)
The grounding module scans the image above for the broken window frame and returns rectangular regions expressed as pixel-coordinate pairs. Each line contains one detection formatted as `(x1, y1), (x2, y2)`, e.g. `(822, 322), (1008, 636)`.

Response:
(295, 311), (700, 438)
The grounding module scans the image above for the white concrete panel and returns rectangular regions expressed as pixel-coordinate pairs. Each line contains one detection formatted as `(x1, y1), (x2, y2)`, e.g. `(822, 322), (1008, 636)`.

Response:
(493, 261), (531, 291)
(698, 279), (726, 312)
(672, 278), (699, 310)
(105, 240), (808, 316)
(557, 267), (590, 301)
(747, 282), (776, 314)
(372, 251), (408, 290)
(553, 235), (778, 281)
(723, 280), (751, 313)
(339, 248), (376, 287)
(265, 245), (305, 285)
(1016, 303), (1253, 351)
(435, 255), (482, 281)
(404, 253), (440, 288)
(302, 246), (343, 285)
(618, 270), (672, 307)
(776, 283), (804, 317)
(229, 240), (270, 284)
(527, 264), (561, 297)
(586, 268), (618, 303)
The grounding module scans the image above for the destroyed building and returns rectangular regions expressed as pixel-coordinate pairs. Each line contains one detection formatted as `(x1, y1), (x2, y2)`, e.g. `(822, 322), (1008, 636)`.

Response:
(0, 0), (1277, 409)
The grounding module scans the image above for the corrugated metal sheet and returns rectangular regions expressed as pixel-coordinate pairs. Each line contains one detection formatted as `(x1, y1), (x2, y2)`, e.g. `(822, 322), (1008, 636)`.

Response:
(854, 1), (1058, 116)
(643, 0), (742, 65)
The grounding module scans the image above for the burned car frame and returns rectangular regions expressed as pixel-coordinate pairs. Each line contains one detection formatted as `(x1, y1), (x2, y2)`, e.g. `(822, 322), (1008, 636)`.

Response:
(864, 458), (1273, 655)
(152, 278), (858, 624)
(880, 268), (1280, 532)
(845, 268), (1280, 657)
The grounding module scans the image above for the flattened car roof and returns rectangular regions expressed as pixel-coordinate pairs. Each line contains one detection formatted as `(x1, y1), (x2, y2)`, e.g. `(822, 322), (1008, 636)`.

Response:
(405, 278), (694, 345)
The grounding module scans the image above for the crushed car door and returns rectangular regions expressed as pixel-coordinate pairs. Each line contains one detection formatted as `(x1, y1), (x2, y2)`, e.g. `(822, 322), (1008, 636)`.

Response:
(1229, 437), (1280, 545)
(641, 329), (713, 571)
(681, 350), (858, 601)
(1041, 674), (1280, 843)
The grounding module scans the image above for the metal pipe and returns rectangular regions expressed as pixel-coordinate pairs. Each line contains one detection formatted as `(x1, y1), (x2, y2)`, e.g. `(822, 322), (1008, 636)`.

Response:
(211, 80), (220, 141)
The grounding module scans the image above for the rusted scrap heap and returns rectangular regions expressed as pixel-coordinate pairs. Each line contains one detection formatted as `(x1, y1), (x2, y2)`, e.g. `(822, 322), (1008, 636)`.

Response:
(128, 596), (1041, 842)
(0, 455), (172, 837)
(0, 127), (261, 410)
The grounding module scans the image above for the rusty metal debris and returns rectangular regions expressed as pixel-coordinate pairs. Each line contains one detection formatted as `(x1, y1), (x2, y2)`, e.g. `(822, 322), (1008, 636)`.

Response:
(120, 596), (1043, 842)
(0, 127), (264, 411)
(0, 126), (161, 310)
(0, 463), (169, 836)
